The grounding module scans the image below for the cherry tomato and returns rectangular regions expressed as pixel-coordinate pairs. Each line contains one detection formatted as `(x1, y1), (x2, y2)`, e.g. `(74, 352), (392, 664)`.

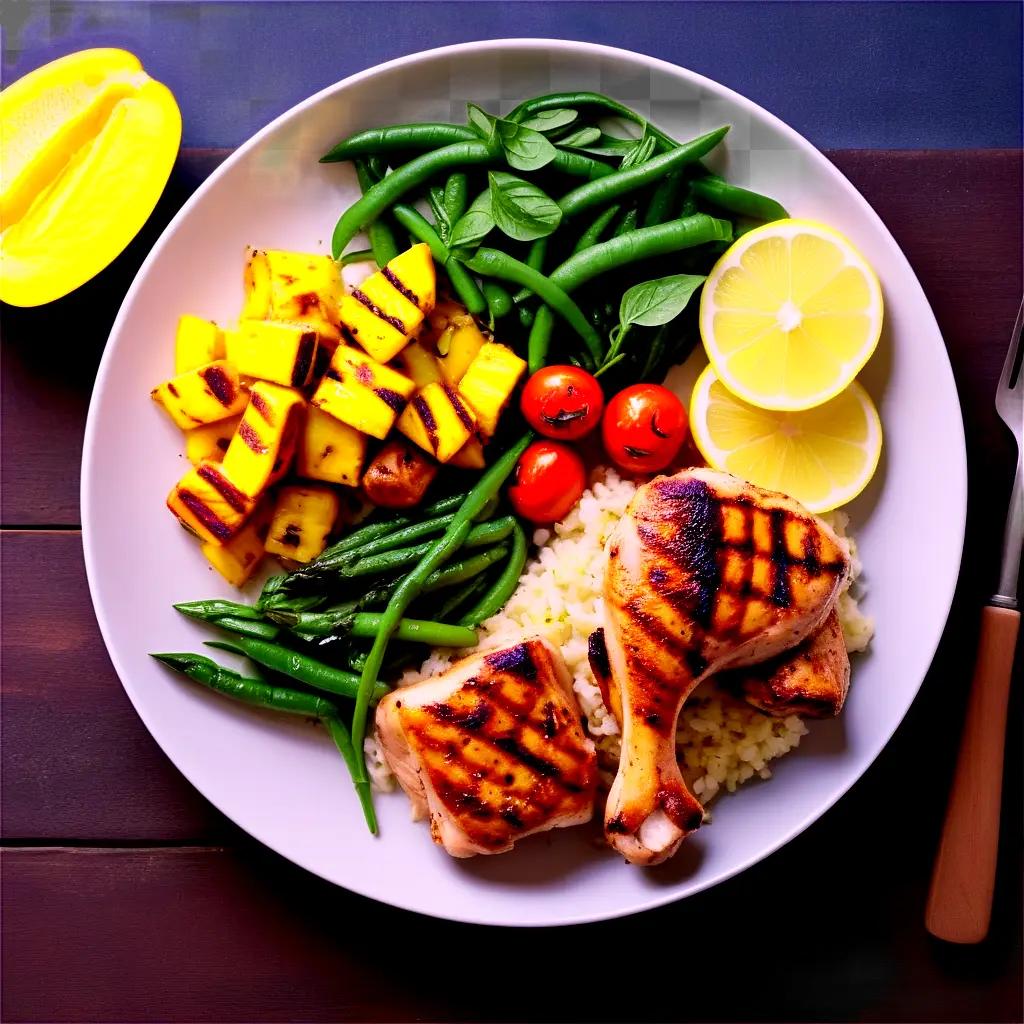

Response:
(602, 383), (688, 474)
(508, 440), (587, 523)
(520, 365), (604, 441)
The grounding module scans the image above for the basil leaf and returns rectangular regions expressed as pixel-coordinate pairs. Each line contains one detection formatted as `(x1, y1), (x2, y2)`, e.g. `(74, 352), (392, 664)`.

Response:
(495, 118), (557, 172)
(449, 188), (494, 248)
(619, 274), (706, 329)
(557, 126), (602, 149)
(487, 171), (562, 242)
(467, 102), (496, 140)
(619, 129), (656, 170)
(573, 133), (644, 157)
(519, 108), (578, 133)
(427, 186), (452, 245)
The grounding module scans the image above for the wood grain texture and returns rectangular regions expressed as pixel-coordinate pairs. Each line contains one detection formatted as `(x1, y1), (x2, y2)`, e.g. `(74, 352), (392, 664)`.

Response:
(1, 839), (1020, 1024)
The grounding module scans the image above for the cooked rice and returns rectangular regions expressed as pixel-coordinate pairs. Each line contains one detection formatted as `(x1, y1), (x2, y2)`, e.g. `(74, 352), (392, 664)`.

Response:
(366, 467), (874, 803)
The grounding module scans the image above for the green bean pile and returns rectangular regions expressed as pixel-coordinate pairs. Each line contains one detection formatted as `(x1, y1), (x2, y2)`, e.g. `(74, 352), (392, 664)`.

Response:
(324, 90), (787, 383)
(153, 441), (530, 832)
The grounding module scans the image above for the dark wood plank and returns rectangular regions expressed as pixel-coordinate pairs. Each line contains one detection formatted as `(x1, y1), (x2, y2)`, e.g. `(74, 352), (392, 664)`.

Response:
(0, 531), (225, 842)
(1, 841), (1020, 1024)
(1, 150), (1019, 526)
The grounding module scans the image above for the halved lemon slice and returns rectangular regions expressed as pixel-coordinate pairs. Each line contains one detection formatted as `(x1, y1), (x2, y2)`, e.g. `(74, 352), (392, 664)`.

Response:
(699, 219), (882, 411)
(689, 364), (882, 512)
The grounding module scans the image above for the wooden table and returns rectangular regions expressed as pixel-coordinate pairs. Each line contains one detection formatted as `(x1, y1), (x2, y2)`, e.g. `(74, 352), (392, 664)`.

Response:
(2, 150), (1021, 1024)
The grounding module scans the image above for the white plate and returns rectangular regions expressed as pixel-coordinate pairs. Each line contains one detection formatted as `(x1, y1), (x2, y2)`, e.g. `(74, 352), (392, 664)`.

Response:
(82, 39), (966, 926)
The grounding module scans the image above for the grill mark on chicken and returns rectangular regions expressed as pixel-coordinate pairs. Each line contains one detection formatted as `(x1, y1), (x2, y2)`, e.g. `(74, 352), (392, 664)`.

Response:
(485, 643), (537, 679)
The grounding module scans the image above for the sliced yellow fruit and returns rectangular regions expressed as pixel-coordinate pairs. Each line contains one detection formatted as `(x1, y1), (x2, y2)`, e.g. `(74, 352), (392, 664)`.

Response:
(689, 364), (882, 513)
(1, 48), (181, 306)
(699, 219), (882, 411)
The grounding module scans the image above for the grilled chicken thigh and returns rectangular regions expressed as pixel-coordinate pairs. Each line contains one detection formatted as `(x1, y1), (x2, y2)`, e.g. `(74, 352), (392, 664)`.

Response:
(724, 608), (851, 718)
(601, 468), (850, 865)
(375, 638), (597, 857)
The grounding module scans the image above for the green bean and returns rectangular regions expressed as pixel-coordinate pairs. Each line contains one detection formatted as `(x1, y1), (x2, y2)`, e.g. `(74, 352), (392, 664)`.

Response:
(518, 303), (535, 329)
(511, 236), (551, 305)
(347, 613), (476, 648)
(215, 616), (280, 641)
(612, 206), (639, 238)
(339, 248), (376, 267)
(343, 516), (516, 578)
(551, 148), (615, 180)
(527, 214), (732, 369)
(457, 520), (527, 626)
(572, 204), (622, 254)
(643, 169), (685, 227)
(433, 573), (491, 621)
(331, 139), (497, 257)
(482, 281), (513, 323)
(267, 588), (396, 635)
(321, 123), (478, 162)
(350, 433), (532, 791)
(689, 175), (789, 222)
(354, 160), (399, 267)
(461, 249), (601, 368)
(391, 204), (487, 315)
(344, 509), (460, 562)
(443, 171), (468, 223)
(422, 543), (511, 593)
(151, 654), (377, 833)
(204, 637), (391, 703)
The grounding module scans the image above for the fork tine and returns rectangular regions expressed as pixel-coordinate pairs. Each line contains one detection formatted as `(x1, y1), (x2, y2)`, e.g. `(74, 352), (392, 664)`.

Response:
(997, 298), (1024, 396)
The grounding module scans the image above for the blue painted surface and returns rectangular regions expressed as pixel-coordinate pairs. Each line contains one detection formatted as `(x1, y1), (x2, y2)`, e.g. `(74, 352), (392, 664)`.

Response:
(3, 1), (1021, 150)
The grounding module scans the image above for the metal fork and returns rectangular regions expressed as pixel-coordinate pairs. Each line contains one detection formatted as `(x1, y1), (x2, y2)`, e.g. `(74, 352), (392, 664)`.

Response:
(926, 298), (1022, 944)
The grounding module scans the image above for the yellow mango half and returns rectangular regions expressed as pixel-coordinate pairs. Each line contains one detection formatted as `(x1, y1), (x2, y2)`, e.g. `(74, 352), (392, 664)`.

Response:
(0, 48), (181, 306)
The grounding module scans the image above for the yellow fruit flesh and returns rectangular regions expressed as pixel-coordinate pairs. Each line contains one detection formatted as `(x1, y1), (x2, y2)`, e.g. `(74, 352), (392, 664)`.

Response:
(264, 485), (340, 564)
(1, 49), (182, 306)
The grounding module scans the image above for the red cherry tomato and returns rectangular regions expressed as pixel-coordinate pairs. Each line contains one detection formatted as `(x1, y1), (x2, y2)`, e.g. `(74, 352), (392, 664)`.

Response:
(508, 440), (587, 523)
(602, 383), (688, 474)
(520, 365), (604, 441)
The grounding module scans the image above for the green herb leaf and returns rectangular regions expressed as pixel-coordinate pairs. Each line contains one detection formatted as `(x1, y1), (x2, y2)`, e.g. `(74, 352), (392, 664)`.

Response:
(449, 188), (495, 248)
(467, 103), (496, 140)
(557, 126), (602, 149)
(494, 118), (557, 172)
(519, 108), (579, 133)
(619, 274), (706, 329)
(487, 171), (562, 242)
(619, 129), (657, 170)
(427, 186), (452, 245)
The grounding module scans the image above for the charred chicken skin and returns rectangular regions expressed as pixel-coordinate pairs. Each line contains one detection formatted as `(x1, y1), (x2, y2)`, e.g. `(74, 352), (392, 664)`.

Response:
(376, 638), (597, 858)
(601, 468), (850, 865)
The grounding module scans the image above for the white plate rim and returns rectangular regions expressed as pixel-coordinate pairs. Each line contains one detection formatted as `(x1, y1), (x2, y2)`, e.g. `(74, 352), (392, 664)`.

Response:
(81, 37), (967, 926)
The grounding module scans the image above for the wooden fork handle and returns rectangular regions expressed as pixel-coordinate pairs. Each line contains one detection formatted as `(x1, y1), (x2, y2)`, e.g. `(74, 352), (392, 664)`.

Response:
(926, 604), (1020, 943)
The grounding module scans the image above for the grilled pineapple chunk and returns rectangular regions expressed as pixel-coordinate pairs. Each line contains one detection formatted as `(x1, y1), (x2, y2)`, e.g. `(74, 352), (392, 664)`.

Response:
(167, 460), (256, 545)
(397, 339), (444, 388)
(225, 320), (319, 388)
(175, 315), (225, 374)
(242, 248), (342, 345)
(264, 485), (340, 563)
(339, 243), (435, 362)
(457, 343), (528, 439)
(185, 415), (241, 465)
(221, 381), (304, 499)
(449, 434), (486, 470)
(201, 500), (272, 586)
(310, 346), (414, 439)
(424, 301), (487, 385)
(151, 360), (248, 429)
(297, 406), (366, 486)
(397, 382), (476, 463)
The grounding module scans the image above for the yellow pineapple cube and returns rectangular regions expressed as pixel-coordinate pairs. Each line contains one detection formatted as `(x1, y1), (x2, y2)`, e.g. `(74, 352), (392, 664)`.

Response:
(310, 346), (414, 439)
(396, 339), (444, 388)
(221, 381), (304, 499)
(242, 249), (342, 344)
(184, 415), (241, 465)
(297, 406), (366, 486)
(457, 343), (528, 439)
(201, 501), (272, 587)
(449, 434), (487, 470)
(175, 315), (225, 374)
(167, 460), (256, 545)
(397, 382), (476, 463)
(264, 485), (340, 563)
(151, 360), (248, 429)
(225, 320), (319, 388)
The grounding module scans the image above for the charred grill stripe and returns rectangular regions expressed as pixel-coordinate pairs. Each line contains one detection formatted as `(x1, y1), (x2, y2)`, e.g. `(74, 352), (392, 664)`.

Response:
(291, 332), (317, 387)
(199, 365), (237, 407)
(352, 288), (406, 334)
(176, 491), (234, 541)
(425, 700), (492, 732)
(375, 387), (407, 413)
(167, 382), (180, 398)
(542, 702), (559, 739)
(442, 384), (475, 432)
(587, 629), (611, 681)
(493, 736), (560, 778)
(769, 508), (793, 608)
(485, 643), (537, 680)
(237, 420), (267, 454)
(196, 464), (250, 513)
(382, 267), (420, 308)
(499, 807), (525, 829)
(412, 394), (439, 453)
(249, 390), (273, 422)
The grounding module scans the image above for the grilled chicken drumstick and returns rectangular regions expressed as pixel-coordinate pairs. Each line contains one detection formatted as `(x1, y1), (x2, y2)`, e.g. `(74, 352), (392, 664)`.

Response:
(600, 468), (850, 865)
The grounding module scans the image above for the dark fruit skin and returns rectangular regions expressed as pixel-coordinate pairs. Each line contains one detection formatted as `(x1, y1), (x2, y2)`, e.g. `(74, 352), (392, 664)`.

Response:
(602, 383), (688, 473)
(520, 366), (604, 441)
(508, 440), (587, 523)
